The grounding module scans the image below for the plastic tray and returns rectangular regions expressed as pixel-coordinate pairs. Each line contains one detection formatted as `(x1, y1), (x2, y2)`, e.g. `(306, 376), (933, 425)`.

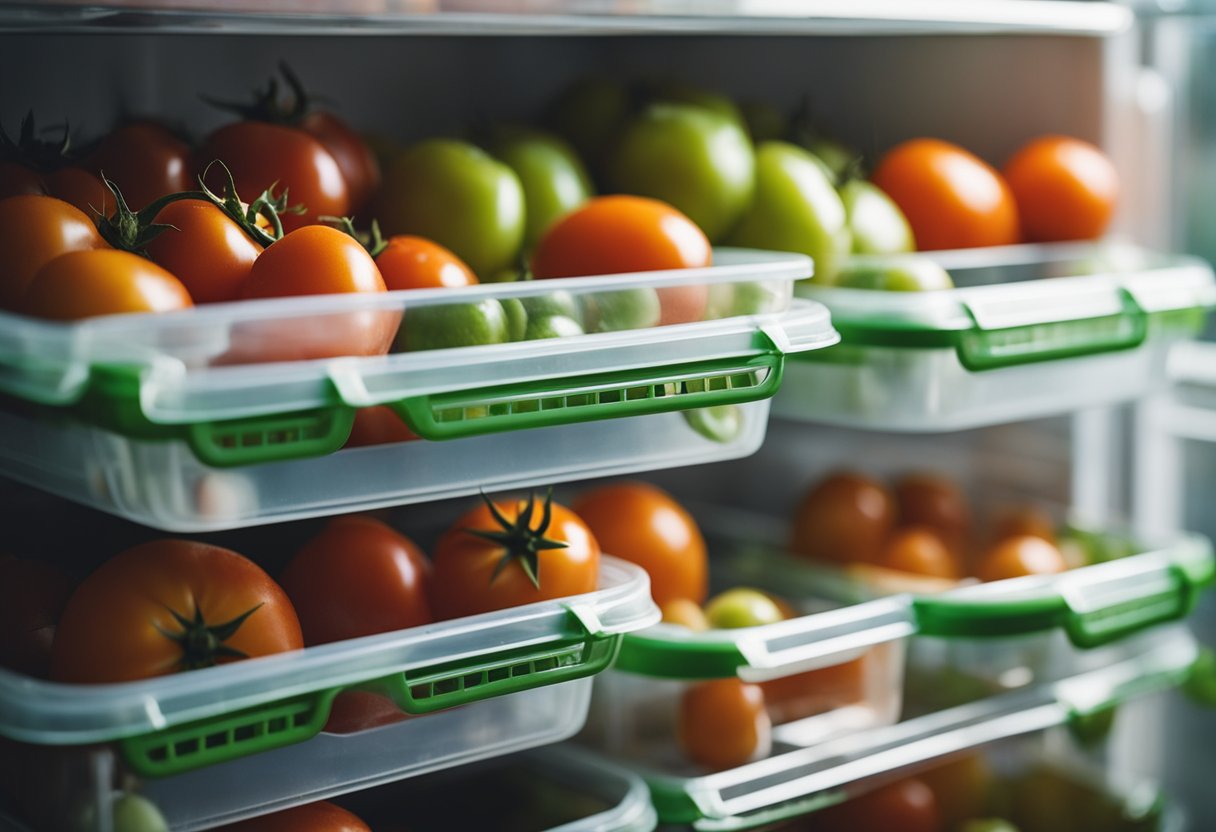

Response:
(0, 556), (656, 784)
(773, 243), (1215, 432)
(0, 250), (832, 464)
(622, 624), (1199, 830)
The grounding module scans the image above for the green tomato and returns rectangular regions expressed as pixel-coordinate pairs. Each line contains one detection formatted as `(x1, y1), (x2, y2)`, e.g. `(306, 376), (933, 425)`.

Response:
(113, 794), (169, 832)
(705, 587), (784, 628)
(646, 80), (747, 129)
(739, 100), (789, 144)
(545, 77), (631, 166)
(525, 314), (585, 341)
(483, 125), (595, 248)
(841, 179), (916, 255)
(380, 139), (525, 279)
(836, 257), (953, 292)
(683, 405), (743, 443)
(502, 297), (528, 341)
(605, 103), (755, 242)
(705, 281), (786, 319)
(523, 290), (582, 324)
(959, 819), (1021, 832)
(399, 300), (509, 351)
(727, 141), (852, 285)
(582, 288), (661, 332)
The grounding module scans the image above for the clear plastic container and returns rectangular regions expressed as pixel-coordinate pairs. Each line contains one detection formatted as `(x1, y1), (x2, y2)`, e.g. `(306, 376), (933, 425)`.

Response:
(0, 557), (658, 831)
(613, 624), (1198, 830)
(773, 243), (1215, 432)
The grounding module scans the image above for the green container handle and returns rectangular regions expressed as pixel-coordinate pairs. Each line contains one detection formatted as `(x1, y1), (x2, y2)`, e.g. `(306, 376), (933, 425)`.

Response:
(386, 352), (784, 441)
(956, 288), (1147, 372)
(1061, 561), (1203, 649)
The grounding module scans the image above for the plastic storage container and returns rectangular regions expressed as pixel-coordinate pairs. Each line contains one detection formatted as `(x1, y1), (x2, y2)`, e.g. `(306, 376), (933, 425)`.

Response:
(773, 243), (1215, 432)
(0, 557), (658, 832)
(607, 624), (1198, 830)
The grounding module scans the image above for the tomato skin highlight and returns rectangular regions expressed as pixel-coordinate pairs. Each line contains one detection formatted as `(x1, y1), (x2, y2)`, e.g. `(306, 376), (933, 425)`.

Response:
(375, 235), (478, 291)
(201, 122), (351, 231)
(146, 199), (263, 304)
(0, 194), (108, 310)
(87, 122), (192, 211)
(572, 481), (708, 606)
(872, 138), (1020, 250)
(1003, 135), (1118, 242)
(50, 539), (303, 684)
(215, 801), (370, 832)
(24, 249), (193, 320)
(430, 497), (600, 619)
(280, 515), (432, 646)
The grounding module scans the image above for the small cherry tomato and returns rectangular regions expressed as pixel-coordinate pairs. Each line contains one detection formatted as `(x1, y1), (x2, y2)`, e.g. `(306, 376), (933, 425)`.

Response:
(24, 249), (193, 320)
(0, 194), (108, 309)
(376, 235), (478, 291)
(872, 138), (1020, 250)
(146, 199), (263, 304)
(430, 491), (600, 620)
(790, 471), (895, 565)
(880, 527), (961, 580)
(572, 481), (707, 606)
(0, 556), (75, 679)
(215, 802), (370, 832)
(279, 515), (432, 646)
(1003, 135), (1118, 243)
(977, 535), (1068, 582)
(678, 678), (772, 770)
(87, 122), (192, 211)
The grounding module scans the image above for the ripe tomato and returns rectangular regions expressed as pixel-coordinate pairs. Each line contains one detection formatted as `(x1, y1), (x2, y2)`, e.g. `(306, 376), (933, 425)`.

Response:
(760, 657), (867, 724)
(87, 122), (191, 211)
(894, 472), (970, 559)
(344, 406), (419, 448)
(301, 111), (380, 215)
(0, 195), (108, 309)
(1003, 136), (1117, 242)
(531, 195), (712, 325)
(0, 161), (44, 198)
(43, 167), (109, 218)
(376, 235), (478, 290)
(279, 515), (432, 646)
(989, 505), (1057, 546)
(24, 249), (193, 320)
(322, 691), (409, 734)
(229, 225), (397, 362)
(430, 492), (600, 620)
(0, 556), (75, 679)
(790, 471), (895, 565)
(201, 122), (350, 232)
(880, 527), (961, 580)
(145, 199), (263, 304)
(216, 802), (370, 832)
(815, 778), (942, 832)
(572, 481), (707, 606)
(661, 598), (710, 631)
(872, 138), (1020, 250)
(678, 678), (772, 770)
(977, 535), (1068, 582)
(50, 540), (302, 684)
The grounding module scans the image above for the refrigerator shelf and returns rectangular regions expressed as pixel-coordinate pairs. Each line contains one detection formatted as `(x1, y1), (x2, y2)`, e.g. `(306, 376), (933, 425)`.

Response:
(775, 243), (1216, 432)
(0, 557), (657, 777)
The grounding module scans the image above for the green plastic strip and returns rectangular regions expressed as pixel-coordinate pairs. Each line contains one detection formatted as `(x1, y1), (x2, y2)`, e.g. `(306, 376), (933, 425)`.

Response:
(389, 353), (783, 442)
(614, 632), (746, 679)
(116, 627), (620, 778)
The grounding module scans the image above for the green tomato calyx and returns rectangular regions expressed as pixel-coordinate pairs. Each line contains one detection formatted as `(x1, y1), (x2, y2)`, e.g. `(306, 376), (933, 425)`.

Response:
(156, 602), (262, 672)
(201, 61), (315, 126)
(0, 110), (77, 173)
(465, 489), (569, 590)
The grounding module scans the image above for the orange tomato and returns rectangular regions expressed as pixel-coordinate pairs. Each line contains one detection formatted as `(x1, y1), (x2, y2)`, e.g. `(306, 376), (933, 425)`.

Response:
(759, 657), (867, 724)
(660, 598), (710, 631)
(572, 481), (708, 606)
(977, 535), (1068, 582)
(87, 122), (192, 211)
(790, 471), (895, 565)
(678, 678), (772, 770)
(43, 167), (109, 218)
(880, 527), (961, 580)
(216, 802), (370, 832)
(872, 138), (1020, 250)
(0, 195), (108, 310)
(989, 505), (1057, 546)
(50, 540), (302, 684)
(894, 472), (970, 559)
(279, 515), (432, 646)
(146, 199), (263, 304)
(375, 235), (478, 290)
(24, 249), (193, 320)
(1003, 135), (1118, 242)
(531, 195), (711, 325)
(430, 492), (600, 619)
(344, 406), (420, 448)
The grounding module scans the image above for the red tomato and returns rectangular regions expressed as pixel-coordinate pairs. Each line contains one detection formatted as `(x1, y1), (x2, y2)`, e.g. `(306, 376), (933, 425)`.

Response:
(322, 691), (410, 734)
(430, 492), (600, 619)
(87, 122), (191, 211)
(531, 195), (711, 325)
(216, 802), (370, 832)
(894, 473), (970, 561)
(880, 527), (961, 580)
(0, 161), (44, 198)
(280, 515), (432, 646)
(1003, 135), (1118, 242)
(146, 199), (263, 304)
(572, 481), (707, 606)
(302, 111), (381, 215)
(679, 679), (772, 770)
(977, 535), (1068, 583)
(24, 249), (193, 320)
(815, 778), (942, 832)
(43, 167), (109, 218)
(0, 195), (108, 310)
(376, 235), (478, 291)
(50, 540), (302, 684)
(345, 406), (420, 448)
(872, 138), (1020, 250)
(0, 556), (75, 679)
(201, 122), (350, 232)
(790, 471), (895, 565)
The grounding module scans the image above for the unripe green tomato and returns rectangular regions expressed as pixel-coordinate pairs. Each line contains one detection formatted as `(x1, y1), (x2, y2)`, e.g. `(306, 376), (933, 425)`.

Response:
(399, 299), (509, 351)
(836, 256), (953, 292)
(705, 588), (784, 628)
(841, 178), (916, 255)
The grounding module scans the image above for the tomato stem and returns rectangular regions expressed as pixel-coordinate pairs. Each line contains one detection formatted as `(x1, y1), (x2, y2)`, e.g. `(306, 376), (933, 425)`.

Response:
(201, 61), (312, 126)
(156, 602), (262, 672)
(319, 216), (388, 258)
(464, 489), (569, 589)
(0, 111), (77, 173)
